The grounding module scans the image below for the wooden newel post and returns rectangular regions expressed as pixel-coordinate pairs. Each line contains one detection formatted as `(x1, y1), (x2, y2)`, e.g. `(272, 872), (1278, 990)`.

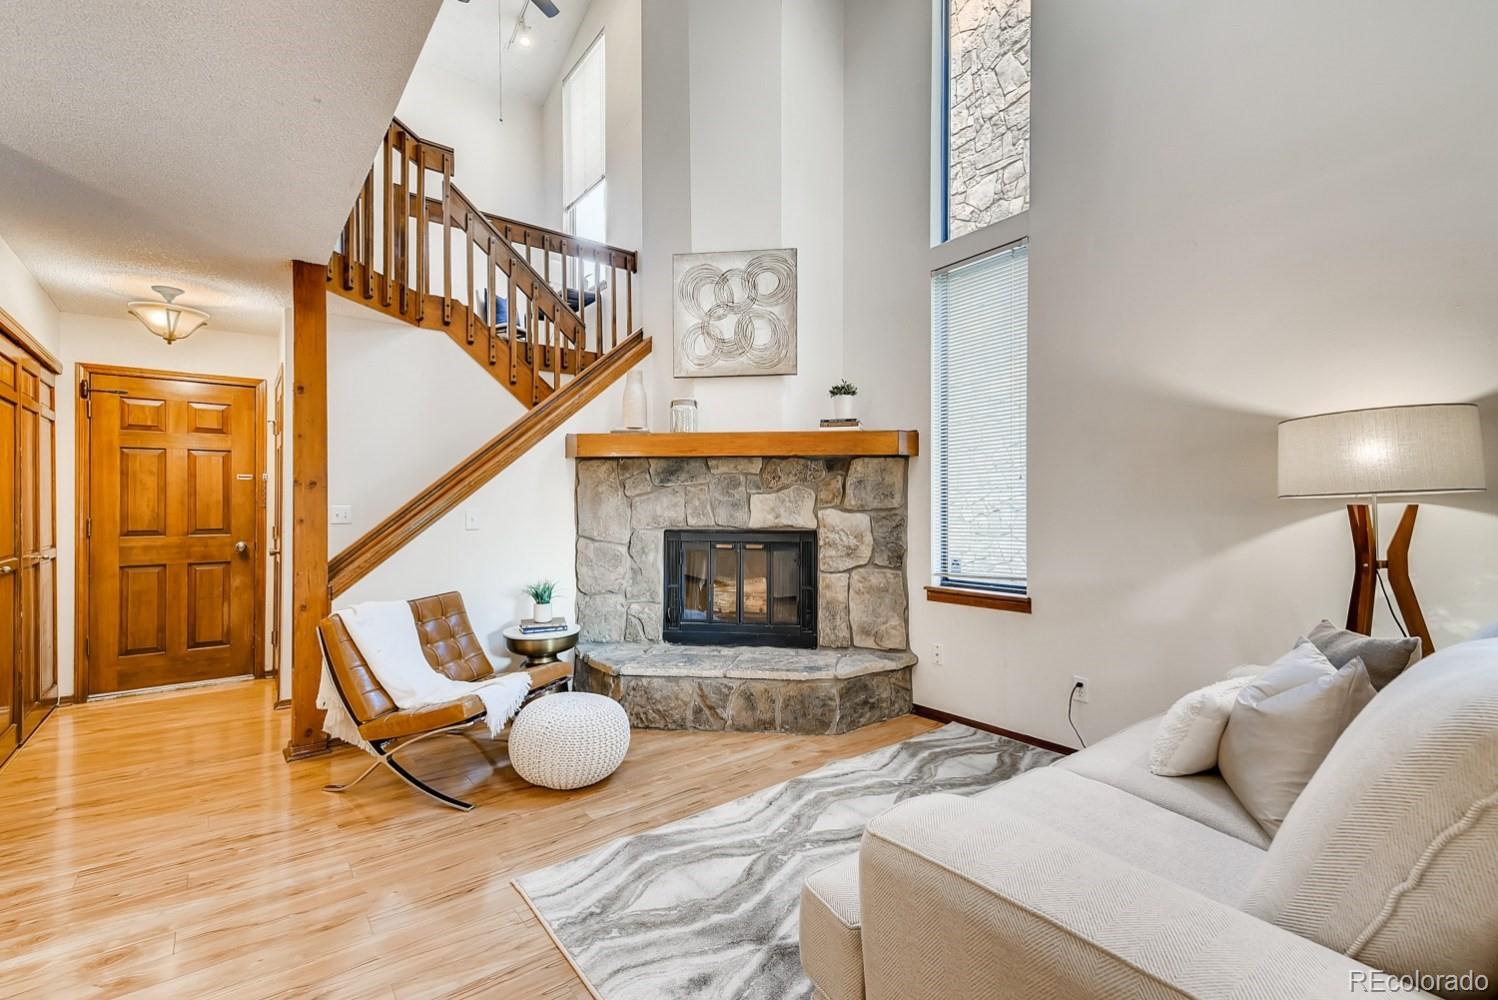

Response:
(284, 260), (333, 762)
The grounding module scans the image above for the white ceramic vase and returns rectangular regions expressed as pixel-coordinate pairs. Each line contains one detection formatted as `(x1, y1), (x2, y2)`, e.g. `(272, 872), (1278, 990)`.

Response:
(833, 395), (855, 420)
(621, 371), (648, 430)
(533, 602), (553, 624)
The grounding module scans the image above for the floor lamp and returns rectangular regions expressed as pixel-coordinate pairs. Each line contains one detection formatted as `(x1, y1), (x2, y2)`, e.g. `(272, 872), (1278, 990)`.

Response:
(1278, 403), (1486, 657)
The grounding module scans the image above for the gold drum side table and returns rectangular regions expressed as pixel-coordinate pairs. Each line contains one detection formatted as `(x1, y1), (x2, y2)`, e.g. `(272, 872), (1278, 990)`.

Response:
(502, 623), (581, 669)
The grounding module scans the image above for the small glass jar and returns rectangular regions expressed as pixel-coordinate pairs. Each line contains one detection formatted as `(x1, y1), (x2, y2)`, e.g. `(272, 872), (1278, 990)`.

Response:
(670, 398), (699, 433)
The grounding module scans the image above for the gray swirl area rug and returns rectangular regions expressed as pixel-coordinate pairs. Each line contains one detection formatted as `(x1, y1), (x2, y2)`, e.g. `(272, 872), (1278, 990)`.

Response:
(514, 723), (1058, 1000)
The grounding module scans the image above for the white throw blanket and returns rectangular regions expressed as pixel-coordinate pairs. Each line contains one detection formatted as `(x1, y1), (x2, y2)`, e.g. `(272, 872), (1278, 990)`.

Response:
(316, 600), (531, 751)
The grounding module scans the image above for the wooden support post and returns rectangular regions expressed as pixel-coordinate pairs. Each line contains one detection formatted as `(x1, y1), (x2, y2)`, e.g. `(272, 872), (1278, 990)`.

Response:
(284, 260), (333, 762)
(1345, 504), (1377, 637)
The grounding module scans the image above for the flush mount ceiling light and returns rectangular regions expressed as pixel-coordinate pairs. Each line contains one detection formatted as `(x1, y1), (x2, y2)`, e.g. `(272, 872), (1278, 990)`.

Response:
(127, 285), (210, 345)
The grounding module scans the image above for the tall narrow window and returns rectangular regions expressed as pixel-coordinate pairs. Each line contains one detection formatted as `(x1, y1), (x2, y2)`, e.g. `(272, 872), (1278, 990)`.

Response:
(562, 34), (607, 243)
(943, 0), (1030, 242)
(931, 241), (1028, 592)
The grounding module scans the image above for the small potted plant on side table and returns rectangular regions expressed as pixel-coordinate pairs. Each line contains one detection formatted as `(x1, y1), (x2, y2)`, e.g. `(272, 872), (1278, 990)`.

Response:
(524, 580), (557, 624)
(829, 379), (859, 421)
(505, 579), (577, 672)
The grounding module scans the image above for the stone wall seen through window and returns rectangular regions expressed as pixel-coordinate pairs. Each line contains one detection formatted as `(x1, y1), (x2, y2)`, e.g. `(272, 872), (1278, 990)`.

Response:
(947, 0), (1030, 239)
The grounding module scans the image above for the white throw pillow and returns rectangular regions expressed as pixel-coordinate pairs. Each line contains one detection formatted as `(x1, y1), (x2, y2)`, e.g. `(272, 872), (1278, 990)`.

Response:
(1150, 676), (1255, 776)
(1149, 642), (1320, 777)
(1218, 649), (1378, 836)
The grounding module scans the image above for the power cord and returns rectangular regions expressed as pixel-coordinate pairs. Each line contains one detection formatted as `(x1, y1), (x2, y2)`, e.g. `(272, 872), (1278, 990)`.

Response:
(1067, 682), (1087, 748)
(1376, 570), (1409, 638)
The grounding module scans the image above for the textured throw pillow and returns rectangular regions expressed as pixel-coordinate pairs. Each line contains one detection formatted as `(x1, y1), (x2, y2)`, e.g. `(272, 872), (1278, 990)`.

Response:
(1150, 676), (1256, 776)
(1306, 619), (1420, 690)
(1218, 650), (1378, 836)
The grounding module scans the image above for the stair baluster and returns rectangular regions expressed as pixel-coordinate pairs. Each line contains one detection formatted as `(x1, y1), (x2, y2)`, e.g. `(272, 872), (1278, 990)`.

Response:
(326, 117), (637, 410)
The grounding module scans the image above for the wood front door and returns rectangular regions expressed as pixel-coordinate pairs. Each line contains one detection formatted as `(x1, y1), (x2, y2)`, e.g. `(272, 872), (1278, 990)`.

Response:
(85, 370), (263, 695)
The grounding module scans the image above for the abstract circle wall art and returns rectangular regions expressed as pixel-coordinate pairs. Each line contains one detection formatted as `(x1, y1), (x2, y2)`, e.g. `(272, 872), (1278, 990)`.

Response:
(672, 248), (798, 377)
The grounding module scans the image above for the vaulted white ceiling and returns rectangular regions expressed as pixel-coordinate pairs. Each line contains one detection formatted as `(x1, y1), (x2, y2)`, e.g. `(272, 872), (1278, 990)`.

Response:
(420, 0), (595, 105)
(0, 0), (444, 334)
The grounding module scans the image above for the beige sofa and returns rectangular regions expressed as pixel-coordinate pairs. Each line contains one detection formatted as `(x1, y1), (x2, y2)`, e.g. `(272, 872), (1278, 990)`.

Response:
(801, 639), (1498, 1000)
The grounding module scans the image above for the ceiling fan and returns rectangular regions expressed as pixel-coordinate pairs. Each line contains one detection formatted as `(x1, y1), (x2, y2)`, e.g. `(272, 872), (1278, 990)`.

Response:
(456, 0), (556, 50)
(451, 0), (556, 122)
(456, 0), (560, 17)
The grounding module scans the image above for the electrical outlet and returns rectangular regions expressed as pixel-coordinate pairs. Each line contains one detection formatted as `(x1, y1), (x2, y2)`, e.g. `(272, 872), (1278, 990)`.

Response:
(932, 643), (943, 666)
(464, 510), (480, 531)
(1071, 675), (1090, 704)
(329, 505), (352, 525)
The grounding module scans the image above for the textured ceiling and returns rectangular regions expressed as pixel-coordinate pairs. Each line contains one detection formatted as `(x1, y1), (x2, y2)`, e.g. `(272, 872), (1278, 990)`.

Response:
(421, 0), (593, 105)
(0, 0), (444, 335)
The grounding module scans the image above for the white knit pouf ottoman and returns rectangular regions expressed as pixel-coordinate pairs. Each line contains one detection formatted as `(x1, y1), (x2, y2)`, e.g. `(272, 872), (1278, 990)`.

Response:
(508, 692), (631, 790)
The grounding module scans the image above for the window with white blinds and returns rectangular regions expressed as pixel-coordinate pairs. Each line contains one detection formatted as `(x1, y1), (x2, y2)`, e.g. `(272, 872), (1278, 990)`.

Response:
(931, 240), (1028, 592)
(562, 34), (606, 213)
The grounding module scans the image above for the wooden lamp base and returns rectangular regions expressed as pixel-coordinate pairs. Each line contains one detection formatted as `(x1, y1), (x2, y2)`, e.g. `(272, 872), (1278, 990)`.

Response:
(1346, 503), (1434, 656)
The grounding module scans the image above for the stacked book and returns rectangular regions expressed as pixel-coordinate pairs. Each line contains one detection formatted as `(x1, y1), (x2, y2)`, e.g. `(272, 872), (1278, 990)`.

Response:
(819, 418), (862, 429)
(518, 618), (570, 635)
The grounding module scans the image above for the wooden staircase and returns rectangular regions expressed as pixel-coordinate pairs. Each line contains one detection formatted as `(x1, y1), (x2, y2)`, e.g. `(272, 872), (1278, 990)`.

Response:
(328, 119), (641, 409)
(323, 117), (651, 596)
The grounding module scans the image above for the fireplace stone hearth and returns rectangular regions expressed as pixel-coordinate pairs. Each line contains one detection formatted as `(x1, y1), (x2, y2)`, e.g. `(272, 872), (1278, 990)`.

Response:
(573, 450), (915, 733)
(575, 643), (915, 734)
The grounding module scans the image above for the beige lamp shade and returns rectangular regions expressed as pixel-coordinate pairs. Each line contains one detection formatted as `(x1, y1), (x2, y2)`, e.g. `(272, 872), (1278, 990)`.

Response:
(127, 285), (210, 345)
(1278, 403), (1486, 498)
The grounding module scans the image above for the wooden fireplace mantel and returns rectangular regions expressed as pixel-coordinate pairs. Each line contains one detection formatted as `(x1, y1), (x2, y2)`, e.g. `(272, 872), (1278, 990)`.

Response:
(565, 430), (919, 459)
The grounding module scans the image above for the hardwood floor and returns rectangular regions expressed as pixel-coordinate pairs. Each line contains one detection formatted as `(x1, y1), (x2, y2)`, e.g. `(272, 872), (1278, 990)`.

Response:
(0, 679), (937, 998)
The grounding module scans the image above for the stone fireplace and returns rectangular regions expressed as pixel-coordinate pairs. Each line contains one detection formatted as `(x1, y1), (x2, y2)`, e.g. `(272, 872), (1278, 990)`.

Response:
(575, 455), (910, 648)
(570, 436), (918, 734)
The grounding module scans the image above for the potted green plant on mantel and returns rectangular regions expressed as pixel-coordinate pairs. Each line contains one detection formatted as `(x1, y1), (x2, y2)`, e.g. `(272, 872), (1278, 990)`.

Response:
(524, 580), (557, 624)
(829, 379), (859, 421)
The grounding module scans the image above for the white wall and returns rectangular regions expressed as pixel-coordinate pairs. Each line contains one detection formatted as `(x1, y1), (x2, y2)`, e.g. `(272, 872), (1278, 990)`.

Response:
(638, 0), (847, 433)
(338, 379), (624, 671)
(397, 43), (548, 222)
(56, 313), (281, 698)
(324, 287), (626, 670)
(326, 296), (522, 551)
(843, 0), (1498, 747)
(779, 0), (845, 429)
(0, 231), (60, 355)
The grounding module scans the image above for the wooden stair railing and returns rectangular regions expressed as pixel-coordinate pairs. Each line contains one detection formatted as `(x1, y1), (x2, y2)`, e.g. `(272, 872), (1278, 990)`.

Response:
(328, 330), (652, 597)
(319, 117), (652, 597)
(328, 119), (640, 409)
(484, 213), (636, 356)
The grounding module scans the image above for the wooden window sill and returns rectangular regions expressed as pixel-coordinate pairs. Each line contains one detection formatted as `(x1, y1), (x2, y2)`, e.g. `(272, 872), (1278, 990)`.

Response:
(924, 585), (1032, 614)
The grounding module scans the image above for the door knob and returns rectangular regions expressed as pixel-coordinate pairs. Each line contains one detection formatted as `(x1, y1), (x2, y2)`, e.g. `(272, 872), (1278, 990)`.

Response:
(235, 541), (248, 555)
(0, 565), (11, 575)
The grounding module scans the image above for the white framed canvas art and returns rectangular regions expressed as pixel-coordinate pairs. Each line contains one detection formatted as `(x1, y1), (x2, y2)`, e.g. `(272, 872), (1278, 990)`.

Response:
(672, 248), (798, 377)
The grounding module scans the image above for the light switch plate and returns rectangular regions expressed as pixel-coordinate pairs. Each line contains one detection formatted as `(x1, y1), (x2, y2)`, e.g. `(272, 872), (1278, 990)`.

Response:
(330, 505), (352, 525)
(464, 510), (480, 531)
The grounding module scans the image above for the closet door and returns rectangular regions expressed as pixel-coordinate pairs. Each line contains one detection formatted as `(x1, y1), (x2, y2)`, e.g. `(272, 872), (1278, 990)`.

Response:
(36, 374), (56, 725)
(0, 362), (19, 765)
(17, 363), (55, 742)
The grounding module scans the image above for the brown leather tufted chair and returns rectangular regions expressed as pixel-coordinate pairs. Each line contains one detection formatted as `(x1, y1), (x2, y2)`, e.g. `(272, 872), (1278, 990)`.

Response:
(318, 591), (570, 810)
(409, 591), (571, 691)
(409, 591), (504, 681)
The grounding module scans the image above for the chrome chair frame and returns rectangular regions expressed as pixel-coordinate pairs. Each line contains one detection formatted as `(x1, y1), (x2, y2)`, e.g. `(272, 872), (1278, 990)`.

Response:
(317, 628), (488, 811)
